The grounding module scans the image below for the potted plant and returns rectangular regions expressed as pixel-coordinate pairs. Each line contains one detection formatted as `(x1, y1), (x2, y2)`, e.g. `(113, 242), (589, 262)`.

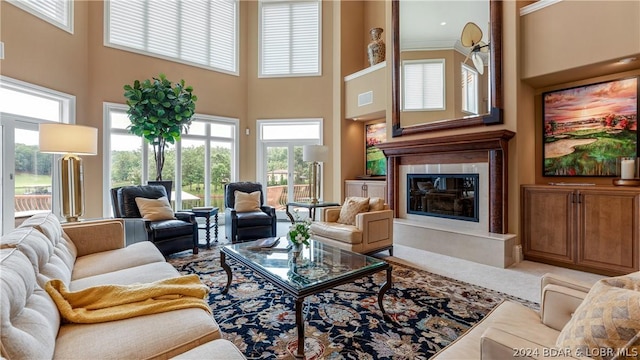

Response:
(123, 74), (198, 183)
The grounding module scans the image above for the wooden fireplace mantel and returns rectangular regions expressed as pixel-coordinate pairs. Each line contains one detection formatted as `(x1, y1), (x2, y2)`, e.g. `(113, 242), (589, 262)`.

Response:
(377, 129), (515, 234)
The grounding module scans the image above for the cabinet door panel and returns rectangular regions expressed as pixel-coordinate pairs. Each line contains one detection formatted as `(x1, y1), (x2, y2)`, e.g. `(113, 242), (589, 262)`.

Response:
(578, 190), (639, 273)
(345, 181), (364, 199)
(522, 187), (574, 264)
(366, 182), (387, 200)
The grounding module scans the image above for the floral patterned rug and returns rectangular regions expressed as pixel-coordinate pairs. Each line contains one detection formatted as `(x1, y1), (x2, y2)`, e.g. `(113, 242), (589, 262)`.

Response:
(167, 247), (538, 359)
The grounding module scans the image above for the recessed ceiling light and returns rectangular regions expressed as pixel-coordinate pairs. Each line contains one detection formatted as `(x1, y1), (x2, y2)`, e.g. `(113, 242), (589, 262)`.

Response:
(617, 57), (637, 64)
(440, 22), (447, 26)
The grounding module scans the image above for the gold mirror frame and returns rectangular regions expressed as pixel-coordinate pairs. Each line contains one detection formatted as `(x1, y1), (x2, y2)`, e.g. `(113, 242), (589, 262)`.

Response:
(391, 0), (503, 137)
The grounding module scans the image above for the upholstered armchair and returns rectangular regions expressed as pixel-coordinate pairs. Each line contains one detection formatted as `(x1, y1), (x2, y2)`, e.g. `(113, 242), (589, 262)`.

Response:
(310, 197), (393, 255)
(224, 182), (277, 242)
(110, 185), (198, 255)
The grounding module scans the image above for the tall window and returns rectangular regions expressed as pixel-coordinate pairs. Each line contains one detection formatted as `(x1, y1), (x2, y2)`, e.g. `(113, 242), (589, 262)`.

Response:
(104, 103), (239, 216)
(461, 64), (479, 114)
(7, 0), (73, 33)
(105, 0), (238, 75)
(402, 59), (445, 111)
(1, 76), (75, 234)
(259, 0), (321, 77)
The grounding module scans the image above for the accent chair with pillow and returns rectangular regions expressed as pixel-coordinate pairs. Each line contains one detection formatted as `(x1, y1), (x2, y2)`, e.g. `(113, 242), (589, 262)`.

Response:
(310, 196), (393, 255)
(432, 271), (640, 359)
(110, 185), (198, 255)
(224, 182), (277, 242)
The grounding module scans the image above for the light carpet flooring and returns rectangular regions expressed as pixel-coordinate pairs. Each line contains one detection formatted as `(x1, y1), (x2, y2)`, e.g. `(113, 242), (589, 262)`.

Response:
(202, 221), (604, 304)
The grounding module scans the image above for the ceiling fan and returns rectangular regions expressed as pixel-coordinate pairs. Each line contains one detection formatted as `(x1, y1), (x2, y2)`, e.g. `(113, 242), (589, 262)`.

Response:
(460, 22), (489, 75)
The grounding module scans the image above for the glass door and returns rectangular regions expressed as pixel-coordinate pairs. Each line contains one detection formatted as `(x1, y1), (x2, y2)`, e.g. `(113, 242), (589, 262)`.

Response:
(263, 144), (310, 220)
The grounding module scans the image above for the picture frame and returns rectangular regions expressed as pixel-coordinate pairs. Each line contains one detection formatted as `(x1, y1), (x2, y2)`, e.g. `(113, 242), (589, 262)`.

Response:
(542, 77), (639, 177)
(365, 123), (387, 176)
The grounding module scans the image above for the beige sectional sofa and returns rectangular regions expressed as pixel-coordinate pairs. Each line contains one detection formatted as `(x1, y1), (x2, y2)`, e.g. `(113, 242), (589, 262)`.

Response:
(0, 213), (245, 360)
(433, 272), (639, 359)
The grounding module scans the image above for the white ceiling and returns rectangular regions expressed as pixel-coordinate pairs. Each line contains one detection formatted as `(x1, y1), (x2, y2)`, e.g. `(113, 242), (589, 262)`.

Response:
(400, 0), (490, 51)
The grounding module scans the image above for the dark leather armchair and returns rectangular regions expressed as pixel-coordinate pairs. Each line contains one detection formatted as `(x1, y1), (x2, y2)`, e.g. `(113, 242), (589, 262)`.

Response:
(110, 185), (198, 255)
(224, 182), (277, 242)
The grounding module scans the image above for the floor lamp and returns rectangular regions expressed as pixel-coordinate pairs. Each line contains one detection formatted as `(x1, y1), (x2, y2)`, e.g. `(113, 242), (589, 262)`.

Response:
(302, 145), (328, 204)
(39, 123), (98, 222)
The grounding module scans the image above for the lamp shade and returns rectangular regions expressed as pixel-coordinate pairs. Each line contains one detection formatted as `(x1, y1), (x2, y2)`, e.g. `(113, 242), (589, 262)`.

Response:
(302, 145), (328, 163)
(39, 123), (98, 155)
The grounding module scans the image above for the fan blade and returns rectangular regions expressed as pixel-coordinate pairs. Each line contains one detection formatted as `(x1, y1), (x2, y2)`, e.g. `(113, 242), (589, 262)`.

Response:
(461, 22), (483, 47)
(472, 53), (484, 75)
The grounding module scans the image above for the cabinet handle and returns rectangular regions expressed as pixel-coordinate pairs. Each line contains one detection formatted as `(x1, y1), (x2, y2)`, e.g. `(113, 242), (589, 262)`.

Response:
(577, 193), (582, 204)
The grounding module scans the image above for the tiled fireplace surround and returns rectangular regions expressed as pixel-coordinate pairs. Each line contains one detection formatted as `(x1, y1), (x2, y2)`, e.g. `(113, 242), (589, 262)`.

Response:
(377, 130), (517, 268)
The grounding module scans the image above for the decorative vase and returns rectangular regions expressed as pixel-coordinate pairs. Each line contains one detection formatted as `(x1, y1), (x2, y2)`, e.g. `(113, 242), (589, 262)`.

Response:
(367, 27), (385, 67)
(290, 242), (303, 254)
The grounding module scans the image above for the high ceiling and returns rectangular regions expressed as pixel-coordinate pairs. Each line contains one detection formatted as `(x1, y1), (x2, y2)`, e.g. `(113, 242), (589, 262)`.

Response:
(399, 0), (490, 51)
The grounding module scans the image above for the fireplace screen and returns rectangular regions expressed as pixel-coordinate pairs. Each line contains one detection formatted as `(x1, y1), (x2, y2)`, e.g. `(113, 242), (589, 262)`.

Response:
(407, 174), (479, 222)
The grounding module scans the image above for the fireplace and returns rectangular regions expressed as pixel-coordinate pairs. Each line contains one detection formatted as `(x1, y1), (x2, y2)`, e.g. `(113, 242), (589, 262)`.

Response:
(407, 174), (479, 222)
(377, 130), (517, 268)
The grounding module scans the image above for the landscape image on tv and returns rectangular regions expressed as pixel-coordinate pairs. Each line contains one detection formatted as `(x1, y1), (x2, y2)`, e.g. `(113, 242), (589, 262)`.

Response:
(543, 77), (638, 176)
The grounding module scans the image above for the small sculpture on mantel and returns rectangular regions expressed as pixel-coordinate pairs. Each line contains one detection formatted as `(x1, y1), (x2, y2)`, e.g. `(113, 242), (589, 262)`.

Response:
(367, 27), (385, 67)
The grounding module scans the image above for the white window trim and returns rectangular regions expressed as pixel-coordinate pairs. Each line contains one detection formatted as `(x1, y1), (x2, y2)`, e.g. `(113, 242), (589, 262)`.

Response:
(1, 76), (76, 123)
(103, 1), (239, 76)
(258, 0), (323, 78)
(102, 102), (240, 216)
(7, 0), (73, 34)
(461, 63), (479, 115)
(401, 58), (446, 112)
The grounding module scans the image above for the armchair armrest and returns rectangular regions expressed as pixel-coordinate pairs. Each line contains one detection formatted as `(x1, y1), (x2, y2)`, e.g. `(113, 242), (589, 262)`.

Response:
(355, 209), (393, 229)
(541, 284), (588, 331)
(481, 327), (578, 359)
(322, 207), (341, 222)
(260, 205), (276, 216)
(62, 219), (126, 257)
(540, 273), (593, 296)
(175, 211), (196, 223)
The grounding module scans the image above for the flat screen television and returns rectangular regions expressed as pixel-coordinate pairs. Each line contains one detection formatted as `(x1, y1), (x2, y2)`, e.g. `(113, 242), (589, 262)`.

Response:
(542, 77), (639, 177)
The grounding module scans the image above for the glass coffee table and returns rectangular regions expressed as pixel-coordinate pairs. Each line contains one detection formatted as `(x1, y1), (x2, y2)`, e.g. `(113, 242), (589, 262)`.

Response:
(220, 238), (392, 359)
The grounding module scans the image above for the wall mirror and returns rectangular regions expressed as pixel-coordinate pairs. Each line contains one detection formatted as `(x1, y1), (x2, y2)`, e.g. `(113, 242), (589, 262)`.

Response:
(392, 0), (503, 137)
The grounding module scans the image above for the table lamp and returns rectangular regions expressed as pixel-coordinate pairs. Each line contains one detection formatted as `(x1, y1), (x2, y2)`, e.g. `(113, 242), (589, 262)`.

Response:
(302, 145), (328, 204)
(39, 123), (98, 222)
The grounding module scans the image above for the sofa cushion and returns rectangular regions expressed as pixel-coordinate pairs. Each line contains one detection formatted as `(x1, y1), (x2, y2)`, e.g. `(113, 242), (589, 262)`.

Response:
(172, 339), (246, 360)
(135, 196), (176, 221)
(235, 211), (274, 227)
(1, 227), (74, 286)
(1, 248), (59, 360)
(71, 241), (166, 280)
(433, 301), (559, 359)
(19, 212), (77, 271)
(337, 197), (370, 225)
(54, 308), (220, 360)
(70, 261), (181, 291)
(310, 221), (363, 244)
(556, 273), (640, 359)
(234, 190), (261, 212)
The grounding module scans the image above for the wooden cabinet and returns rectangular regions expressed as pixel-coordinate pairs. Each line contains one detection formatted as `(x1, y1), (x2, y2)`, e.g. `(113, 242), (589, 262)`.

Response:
(522, 185), (639, 275)
(345, 180), (387, 202)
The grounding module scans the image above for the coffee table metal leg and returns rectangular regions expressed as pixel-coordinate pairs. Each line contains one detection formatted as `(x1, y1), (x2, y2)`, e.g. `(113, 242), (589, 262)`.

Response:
(378, 266), (393, 322)
(285, 204), (295, 224)
(295, 298), (305, 359)
(220, 252), (232, 295)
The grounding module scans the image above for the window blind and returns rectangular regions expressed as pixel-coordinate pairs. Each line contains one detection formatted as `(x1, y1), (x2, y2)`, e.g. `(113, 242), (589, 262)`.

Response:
(402, 60), (445, 111)
(106, 0), (238, 75)
(8, 0), (72, 33)
(260, 0), (321, 77)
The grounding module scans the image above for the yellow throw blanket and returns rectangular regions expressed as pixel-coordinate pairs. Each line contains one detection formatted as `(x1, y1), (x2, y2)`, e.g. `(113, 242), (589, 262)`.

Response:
(45, 274), (211, 324)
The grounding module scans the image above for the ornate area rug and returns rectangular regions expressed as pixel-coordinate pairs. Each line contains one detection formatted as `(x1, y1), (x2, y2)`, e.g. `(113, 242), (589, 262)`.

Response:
(167, 248), (538, 359)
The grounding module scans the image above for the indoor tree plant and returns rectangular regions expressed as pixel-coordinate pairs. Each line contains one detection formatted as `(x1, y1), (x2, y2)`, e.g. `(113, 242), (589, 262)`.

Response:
(123, 73), (198, 181)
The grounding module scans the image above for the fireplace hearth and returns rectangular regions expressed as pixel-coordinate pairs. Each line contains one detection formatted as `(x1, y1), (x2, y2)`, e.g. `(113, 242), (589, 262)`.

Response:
(407, 174), (479, 222)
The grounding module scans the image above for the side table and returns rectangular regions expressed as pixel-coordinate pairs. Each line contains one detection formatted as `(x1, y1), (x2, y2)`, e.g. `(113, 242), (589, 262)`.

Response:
(188, 207), (219, 249)
(285, 201), (340, 223)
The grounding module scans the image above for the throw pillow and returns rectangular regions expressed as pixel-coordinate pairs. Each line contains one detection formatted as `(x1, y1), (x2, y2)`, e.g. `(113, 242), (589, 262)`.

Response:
(369, 197), (385, 211)
(134, 197), (176, 221)
(234, 190), (261, 212)
(337, 197), (370, 225)
(556, 273), (640, 360)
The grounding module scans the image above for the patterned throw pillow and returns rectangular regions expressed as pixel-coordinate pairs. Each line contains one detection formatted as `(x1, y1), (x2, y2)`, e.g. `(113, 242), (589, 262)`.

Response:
(337, 197), (370, 225)
(134, 196), (176, 221)
(369, 197), (385, 211)
(234, 190), (261, 212)
(556, 273), (640, 360)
